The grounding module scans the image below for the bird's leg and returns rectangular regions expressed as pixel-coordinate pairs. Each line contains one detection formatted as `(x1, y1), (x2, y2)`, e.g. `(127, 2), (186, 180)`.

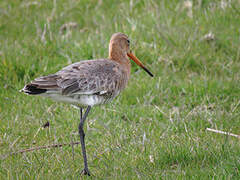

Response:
(80, 108), (83, 120)
(78, 106), (91, 176)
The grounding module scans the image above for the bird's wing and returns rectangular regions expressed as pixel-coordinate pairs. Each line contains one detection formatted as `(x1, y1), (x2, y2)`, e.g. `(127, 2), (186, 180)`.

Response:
(58, 60), (126, 95)
(30, 59), (127, 96)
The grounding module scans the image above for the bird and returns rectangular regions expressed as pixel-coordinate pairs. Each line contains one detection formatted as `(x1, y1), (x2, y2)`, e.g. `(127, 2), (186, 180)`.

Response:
(20, 32), (153, 176)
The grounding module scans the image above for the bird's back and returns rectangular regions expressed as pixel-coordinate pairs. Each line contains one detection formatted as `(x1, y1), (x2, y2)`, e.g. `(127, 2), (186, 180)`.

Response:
(21, 59), (129, 107)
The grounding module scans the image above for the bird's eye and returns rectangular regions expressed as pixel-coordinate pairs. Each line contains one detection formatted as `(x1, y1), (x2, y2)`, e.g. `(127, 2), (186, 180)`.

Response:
(127, 39), (130, 46)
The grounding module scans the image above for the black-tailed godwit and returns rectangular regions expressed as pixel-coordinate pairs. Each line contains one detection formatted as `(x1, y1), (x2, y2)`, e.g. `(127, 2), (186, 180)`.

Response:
(21, 32), (153, 175)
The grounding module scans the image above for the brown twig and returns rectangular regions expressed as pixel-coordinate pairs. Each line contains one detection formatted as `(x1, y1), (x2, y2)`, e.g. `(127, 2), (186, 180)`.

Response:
(13, 141), (80, 154)
(206, 128), (240, 139)
(1, 141), (80, 160)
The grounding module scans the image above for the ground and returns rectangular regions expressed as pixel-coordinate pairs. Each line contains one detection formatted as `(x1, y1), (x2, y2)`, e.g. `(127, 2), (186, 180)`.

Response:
(0, 0), (239, 179)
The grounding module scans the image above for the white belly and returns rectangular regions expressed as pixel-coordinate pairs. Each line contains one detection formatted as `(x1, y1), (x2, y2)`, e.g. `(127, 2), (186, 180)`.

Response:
(41, 93), (117, 107)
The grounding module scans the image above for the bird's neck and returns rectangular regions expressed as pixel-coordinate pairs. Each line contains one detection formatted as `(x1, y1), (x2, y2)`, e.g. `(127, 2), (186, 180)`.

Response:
(109, 50), (131, 77)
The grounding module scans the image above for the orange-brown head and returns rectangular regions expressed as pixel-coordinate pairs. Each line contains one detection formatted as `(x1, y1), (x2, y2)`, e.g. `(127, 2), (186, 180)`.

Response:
(109, 32), (153, 77)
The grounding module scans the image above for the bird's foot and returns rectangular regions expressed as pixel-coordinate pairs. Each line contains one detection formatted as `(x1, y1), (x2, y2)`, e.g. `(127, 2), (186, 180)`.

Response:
(81, 168), (91, 176)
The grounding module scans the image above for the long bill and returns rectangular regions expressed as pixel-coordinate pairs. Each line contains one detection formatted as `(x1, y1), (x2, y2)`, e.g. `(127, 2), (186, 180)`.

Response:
(127, 52), (154, 77)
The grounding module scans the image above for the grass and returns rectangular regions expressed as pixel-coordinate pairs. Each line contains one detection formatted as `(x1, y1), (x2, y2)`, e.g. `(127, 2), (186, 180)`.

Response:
(0, 0), (240, 179)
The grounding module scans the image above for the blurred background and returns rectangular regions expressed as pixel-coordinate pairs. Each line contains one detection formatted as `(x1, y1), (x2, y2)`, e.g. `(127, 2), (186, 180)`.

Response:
(0, 0), (239, 179)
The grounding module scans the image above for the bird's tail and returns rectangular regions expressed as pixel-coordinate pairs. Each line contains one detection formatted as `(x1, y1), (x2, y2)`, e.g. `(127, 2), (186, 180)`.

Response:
(20, 84), (47, 95)
(20, 74), (59, 95)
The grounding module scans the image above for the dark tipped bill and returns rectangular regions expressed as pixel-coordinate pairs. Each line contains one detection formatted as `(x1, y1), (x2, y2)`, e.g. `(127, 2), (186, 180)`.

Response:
(127, 52), (154, 77)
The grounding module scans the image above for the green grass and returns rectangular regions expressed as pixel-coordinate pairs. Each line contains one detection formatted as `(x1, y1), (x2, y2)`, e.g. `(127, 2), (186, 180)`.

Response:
(0, 0), (240, 179)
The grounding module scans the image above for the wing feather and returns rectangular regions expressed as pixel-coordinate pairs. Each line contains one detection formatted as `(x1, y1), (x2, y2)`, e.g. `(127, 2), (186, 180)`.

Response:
(23, 59), (127, 97)
(57, 60), (125, 95)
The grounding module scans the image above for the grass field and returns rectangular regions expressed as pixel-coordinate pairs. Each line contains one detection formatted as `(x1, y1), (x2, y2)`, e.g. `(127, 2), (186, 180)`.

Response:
(0, 0), (240, 179)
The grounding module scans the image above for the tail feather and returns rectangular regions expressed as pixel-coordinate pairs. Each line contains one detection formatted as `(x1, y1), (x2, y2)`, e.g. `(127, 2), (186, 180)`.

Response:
(20, 74), (60, 95)
(21, 84), (47, 95)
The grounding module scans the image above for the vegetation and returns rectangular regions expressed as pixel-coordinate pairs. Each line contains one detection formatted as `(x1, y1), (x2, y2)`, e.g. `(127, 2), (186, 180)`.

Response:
(0, 0), (239, 179)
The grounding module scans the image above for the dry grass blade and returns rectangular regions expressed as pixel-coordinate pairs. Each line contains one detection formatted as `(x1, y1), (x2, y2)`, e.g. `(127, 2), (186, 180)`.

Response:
(206, 128), (240, 139)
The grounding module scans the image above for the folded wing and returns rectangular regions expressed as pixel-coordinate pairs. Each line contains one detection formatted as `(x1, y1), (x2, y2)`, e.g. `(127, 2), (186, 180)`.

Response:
(21, 59), (127, 97)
